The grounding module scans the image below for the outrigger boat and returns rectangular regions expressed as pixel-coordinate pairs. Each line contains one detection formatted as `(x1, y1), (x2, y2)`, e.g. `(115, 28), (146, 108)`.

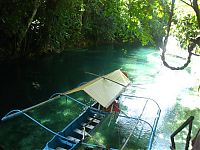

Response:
(44, 103), (108, 150)
(1, 69), (161, 150)
(43, 69), (130, 150)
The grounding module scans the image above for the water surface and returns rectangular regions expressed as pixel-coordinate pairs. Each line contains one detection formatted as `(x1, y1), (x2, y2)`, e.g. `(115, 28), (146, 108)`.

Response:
(0, 45), (199, 149)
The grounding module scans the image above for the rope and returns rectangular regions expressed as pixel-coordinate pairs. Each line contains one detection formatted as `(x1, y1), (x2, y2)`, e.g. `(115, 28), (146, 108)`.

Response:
(108, 104), (114, 126)
(120, 99), (148, 150)
(161, 0), (198, 70)
(108, 113), (115, 127)
(81, 117), (107, 148)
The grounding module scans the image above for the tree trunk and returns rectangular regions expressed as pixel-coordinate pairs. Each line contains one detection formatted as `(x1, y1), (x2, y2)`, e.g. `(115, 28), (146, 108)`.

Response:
(192, 0), (200, 29)
(17, 0), (41, 53)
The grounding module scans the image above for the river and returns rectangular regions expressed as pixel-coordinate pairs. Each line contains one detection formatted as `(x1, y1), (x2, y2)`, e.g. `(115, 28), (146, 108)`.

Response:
(0, 44), (199, 149)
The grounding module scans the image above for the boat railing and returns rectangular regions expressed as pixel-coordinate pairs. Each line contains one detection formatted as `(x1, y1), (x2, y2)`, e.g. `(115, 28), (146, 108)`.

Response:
(170, 116), (194, 150)
(120, 94), (161, 150)
(1, 94), (61, 121)
(1, 93), (90, 121)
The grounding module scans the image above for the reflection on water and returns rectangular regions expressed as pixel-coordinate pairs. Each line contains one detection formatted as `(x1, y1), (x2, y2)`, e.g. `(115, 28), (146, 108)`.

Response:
(0, 45), (199, 149)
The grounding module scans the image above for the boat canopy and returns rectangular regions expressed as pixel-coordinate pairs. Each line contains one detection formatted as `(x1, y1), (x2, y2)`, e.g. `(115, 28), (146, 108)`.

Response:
(65, 69), (130, 108)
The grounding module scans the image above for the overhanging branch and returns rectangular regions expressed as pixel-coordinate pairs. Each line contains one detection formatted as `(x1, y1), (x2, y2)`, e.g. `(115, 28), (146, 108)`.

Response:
(180, 0), (192, 7)
(161, 0), (200, 70)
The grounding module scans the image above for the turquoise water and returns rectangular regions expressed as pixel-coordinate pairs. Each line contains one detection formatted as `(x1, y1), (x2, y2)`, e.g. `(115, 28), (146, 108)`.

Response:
(0, 45), (199, 149)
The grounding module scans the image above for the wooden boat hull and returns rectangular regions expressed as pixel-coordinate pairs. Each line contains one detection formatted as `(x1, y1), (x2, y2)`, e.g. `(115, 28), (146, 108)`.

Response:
(43, 104), (107, 150)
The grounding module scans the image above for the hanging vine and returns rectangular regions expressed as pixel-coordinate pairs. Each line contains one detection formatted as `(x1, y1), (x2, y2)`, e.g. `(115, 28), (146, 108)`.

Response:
(161, 0), (200, 70)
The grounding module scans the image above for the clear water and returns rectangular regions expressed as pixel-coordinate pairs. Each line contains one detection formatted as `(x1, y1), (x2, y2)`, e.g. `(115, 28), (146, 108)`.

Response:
(0, 45), (199, 150)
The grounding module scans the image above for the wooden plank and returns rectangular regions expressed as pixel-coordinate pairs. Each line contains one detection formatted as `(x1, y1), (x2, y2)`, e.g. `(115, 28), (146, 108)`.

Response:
(67, 136), (80, 143)
(81, 123), (95, 130)
(93, 113), (105, 119)
(87, 117), (100, 123)
(74, 128), (89, 136)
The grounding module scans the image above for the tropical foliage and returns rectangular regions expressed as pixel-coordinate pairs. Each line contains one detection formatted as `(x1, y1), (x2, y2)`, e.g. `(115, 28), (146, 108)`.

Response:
(170, 0), (200, 50)
(0, 0), (169, 60)
(160, 0), (200, 70)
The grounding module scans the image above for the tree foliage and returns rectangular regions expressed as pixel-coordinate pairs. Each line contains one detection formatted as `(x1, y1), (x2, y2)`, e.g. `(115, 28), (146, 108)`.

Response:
(0, 0), (169, 60)
(161, 0), (200, 70)
(170, 0), (200, 50)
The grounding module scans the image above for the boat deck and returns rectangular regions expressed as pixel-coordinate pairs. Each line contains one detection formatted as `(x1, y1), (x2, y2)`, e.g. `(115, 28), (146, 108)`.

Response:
(44, 104), (108, 150)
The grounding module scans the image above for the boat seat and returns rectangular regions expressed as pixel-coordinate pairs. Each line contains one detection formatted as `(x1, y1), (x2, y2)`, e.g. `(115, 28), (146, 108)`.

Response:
(74, 128), (89, 136)
(93, 113), (105, 119)
(90, 109), (105, 117)
(58, 137), (75, 149)
(66, 136), (80, 144)
(81, 123), (95, 130)
(87, 117), (100, 124)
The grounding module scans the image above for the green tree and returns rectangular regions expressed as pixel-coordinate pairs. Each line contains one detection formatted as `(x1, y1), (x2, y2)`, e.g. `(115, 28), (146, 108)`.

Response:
(171, 0), (200, 50)
(0, 0), (42, 59)
(0, 0), (169, 60)
(161, 0), (200, 70)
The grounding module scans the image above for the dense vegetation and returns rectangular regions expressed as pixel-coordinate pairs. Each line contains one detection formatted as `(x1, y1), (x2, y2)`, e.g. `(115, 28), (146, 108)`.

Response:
(0, 0), (199, 61)
(170, 0), (200, 51)
(161, 0), (200, 70)
(0, 0), (168, 60)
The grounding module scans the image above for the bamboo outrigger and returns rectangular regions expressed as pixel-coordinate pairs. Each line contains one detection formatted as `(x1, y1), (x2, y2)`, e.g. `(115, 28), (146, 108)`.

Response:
(1, 69), (161, 150)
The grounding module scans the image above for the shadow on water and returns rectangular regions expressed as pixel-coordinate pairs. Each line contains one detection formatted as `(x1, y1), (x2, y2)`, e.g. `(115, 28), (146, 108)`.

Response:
(0, 44), (199, 149)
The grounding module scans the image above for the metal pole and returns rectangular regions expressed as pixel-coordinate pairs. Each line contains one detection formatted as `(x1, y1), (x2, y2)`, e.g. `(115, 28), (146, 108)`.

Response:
(85, 71), (127, 87)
